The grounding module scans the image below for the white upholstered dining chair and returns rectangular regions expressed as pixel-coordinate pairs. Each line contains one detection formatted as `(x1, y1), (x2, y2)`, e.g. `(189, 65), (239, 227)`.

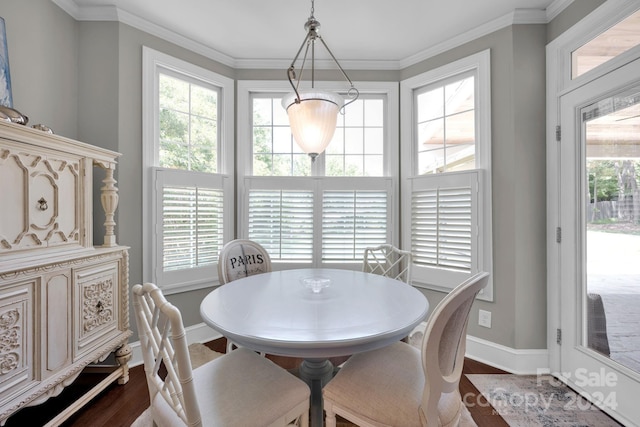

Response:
(362, 244), (413, 283)
(132, 282), (310, 427)
(218, 239), (272, 285)
(217, 239), (272, 353)
(323, 272), (490, 427)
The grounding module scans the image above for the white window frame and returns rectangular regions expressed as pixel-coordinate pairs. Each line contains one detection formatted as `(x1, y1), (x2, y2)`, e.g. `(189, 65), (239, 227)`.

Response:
(237, 80), (400, 270)
(555, 1), (640, 90)
(142, 46), (234, 294)
(401, 49), (493, 301)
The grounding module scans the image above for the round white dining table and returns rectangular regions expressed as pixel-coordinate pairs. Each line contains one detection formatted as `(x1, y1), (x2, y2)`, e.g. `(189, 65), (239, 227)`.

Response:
(200, 268), (429, 427)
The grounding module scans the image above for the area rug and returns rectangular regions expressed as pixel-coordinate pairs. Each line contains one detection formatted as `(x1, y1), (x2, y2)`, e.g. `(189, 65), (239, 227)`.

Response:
(130, 343), (223, 427)
(466, 374), (622, 426)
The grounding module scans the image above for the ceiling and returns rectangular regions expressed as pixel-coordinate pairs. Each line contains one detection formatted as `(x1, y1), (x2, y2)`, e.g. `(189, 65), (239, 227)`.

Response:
(54, 0), (569, 69)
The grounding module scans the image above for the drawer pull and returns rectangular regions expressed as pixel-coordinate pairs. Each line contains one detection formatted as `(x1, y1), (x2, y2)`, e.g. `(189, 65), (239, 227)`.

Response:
(37, 197), (48, 211)
(96, 301), (104, 313)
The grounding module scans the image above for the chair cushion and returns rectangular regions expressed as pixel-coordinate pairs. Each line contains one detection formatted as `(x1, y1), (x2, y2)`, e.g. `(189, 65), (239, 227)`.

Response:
(190, 348), (309, 427)
(323, 342), (424, 427)
(324, 342), (471, 427)
(151, 394), (188, 427)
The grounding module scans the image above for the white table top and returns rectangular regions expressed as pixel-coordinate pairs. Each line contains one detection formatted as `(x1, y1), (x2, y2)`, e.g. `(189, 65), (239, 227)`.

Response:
(200, 268), (429, 358)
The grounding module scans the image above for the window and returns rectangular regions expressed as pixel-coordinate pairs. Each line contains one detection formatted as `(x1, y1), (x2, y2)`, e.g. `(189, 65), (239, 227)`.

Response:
(571, 9), (640, 79)
(158, 73), (219, 173)
(238, 81), (399, 269)
(325, 97), (385, 176)
(143, 47), (234, 293)
(401, 50), (493, 300)
(416, 72), (476, 174)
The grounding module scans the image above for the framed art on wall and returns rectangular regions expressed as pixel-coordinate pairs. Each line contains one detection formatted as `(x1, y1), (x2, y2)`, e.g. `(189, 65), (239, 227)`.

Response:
(0, 17), (13, 108)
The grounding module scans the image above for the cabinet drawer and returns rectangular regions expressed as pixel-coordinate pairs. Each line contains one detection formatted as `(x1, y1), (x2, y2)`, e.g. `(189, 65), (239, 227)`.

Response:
(0, 143), (85, 255)
(0, 279), (35, 404)
(74, 261), (120, 361)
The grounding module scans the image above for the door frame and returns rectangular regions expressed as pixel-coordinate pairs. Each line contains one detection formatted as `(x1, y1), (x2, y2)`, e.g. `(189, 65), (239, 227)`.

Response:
(546, 0), (640, 425)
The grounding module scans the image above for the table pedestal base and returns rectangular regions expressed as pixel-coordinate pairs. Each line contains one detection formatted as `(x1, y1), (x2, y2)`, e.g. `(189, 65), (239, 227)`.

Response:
(299, 359), (334, 386)
(299, 359), (336, 427)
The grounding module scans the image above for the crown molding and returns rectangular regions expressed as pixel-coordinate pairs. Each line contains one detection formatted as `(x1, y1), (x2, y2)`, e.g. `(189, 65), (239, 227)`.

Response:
(234, 57), (403, 71)
(52, 0), (81, 18)
(52, 0), (118, 20)
(115, 8), (236, 67)
(52, 0), (236, 67)
(546, 0), (576, 21)
(398, 8), (547, 69)
(512, 8), (549, 24)
(53, 1), (562, 71)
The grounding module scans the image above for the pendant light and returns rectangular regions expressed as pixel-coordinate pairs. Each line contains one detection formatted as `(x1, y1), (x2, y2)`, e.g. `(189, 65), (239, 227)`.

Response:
(282, 0), (359, 161)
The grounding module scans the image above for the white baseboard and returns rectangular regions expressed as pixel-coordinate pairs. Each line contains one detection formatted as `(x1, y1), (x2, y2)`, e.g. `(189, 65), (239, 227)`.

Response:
(409, 321), (549, 375)
(129, 323), (223, 367)
(465, 335), (549, 375)
(409, 322), (550, 375)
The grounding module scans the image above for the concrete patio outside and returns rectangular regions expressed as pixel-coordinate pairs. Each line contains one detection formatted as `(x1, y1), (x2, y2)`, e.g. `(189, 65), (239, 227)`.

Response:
(588, 230), (640, 374)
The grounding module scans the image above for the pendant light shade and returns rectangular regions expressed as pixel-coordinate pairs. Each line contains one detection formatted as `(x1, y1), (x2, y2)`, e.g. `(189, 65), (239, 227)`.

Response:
(284, 0), (358, 161)
(282, 90), (344, 160)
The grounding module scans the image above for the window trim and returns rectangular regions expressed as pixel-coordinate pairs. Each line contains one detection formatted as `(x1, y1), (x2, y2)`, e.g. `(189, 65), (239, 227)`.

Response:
(400, 49), (493, 301)
(142, 46), (235, 294)
(237, 80), (400, 268)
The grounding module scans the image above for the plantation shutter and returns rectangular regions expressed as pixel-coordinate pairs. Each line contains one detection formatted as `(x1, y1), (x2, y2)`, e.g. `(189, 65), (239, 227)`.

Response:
(244, 177), (392, 266)
(247, 189), (314, 261)
(410, 171), (479, 287)
(322, 191), (388, 261)
(155, 168), (226, 287)
(162, 186), (223, 271)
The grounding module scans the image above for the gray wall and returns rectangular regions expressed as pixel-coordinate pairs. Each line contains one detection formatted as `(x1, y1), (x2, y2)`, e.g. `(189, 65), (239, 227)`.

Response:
(77, 22), (236, 336)
(1, 1), (78, 137)
(399, 24), (549, 348)
(0, 1), (603, 349)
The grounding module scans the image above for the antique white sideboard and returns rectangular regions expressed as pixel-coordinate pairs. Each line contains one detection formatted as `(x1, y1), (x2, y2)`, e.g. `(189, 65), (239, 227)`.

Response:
(0, 121), (131, 425)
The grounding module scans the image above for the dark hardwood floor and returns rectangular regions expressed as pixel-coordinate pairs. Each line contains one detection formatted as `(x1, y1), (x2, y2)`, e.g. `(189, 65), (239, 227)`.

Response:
(4, 338), (510, 427)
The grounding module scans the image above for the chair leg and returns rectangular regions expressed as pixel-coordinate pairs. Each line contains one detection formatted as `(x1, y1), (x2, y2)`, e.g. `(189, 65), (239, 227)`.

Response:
(324, 406), (337, 427)
(299, 411), (310, 427)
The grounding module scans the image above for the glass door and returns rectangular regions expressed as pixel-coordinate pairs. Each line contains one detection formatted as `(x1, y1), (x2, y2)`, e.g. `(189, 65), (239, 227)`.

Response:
(584, 88), (640, 373)
(559, 57), (640, 425)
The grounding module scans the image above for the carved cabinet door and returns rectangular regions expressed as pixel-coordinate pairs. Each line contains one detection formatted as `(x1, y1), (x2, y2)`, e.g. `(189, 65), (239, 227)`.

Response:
(73, 261), (120, 361)
(0, 144), (84, 254)
(0, 278), (34, 404)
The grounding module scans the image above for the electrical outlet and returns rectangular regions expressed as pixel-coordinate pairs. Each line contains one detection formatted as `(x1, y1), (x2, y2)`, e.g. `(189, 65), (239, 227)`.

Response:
(478, 309), (492, 328)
